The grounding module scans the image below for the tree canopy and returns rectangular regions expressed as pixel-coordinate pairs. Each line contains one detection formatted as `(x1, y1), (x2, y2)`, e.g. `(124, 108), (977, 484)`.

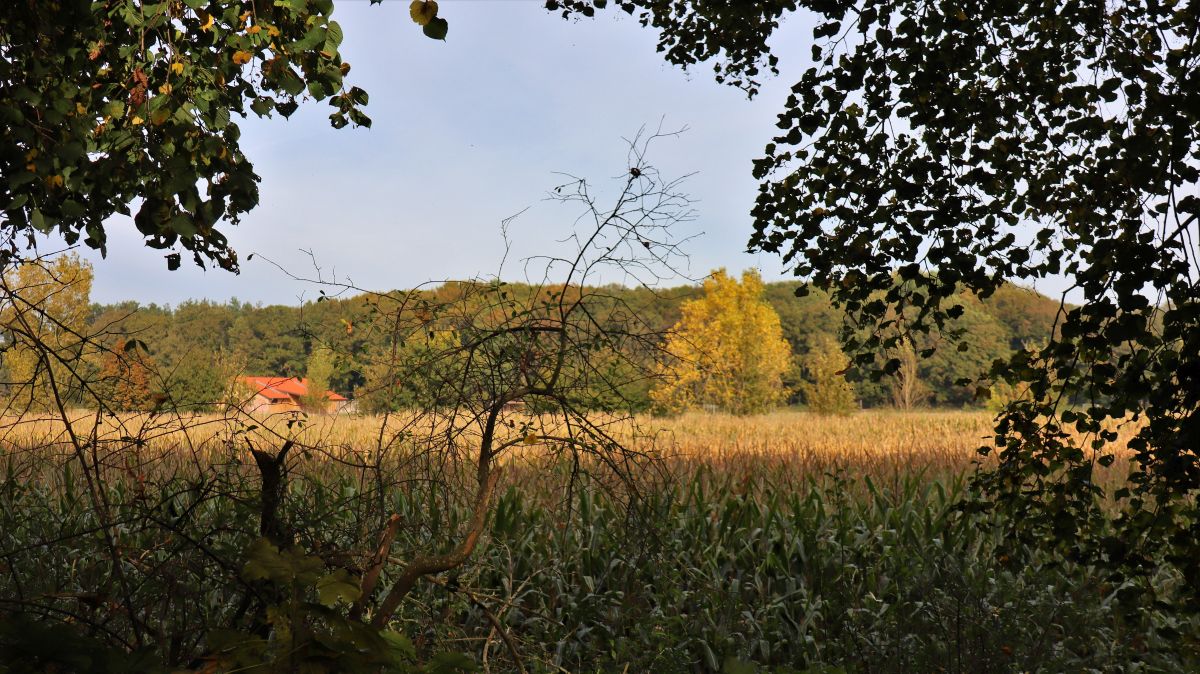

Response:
(0, 253), (94, 411)
(1, 0), (372, 271)
(650, 269), (793, 415)
(0, 1), (462, 273)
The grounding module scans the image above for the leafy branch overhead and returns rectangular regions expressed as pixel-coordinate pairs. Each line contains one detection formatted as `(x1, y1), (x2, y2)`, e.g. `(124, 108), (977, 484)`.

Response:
(1, 0), (371, 272)
(552, 0), (1200, 600)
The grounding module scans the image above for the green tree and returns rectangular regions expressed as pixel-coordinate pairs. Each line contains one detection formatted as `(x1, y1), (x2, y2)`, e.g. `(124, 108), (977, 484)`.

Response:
(799, 335), (857, 416)
(652, 269), (792, 415)
(979, 284), (1062, 351)
(301, 344), (335, 412)
(917, 298), (1011, 407)
(162, 348), (230, 412)
(359, 327), (464, 413)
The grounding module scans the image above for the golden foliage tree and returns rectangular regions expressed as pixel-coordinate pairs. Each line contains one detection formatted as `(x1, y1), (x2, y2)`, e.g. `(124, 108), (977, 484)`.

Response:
(1, 254), (94, 411)
(94, 339), (158, 412)
(800, 335), (858, 415)
(889, 337), (930, 410)
(652, 269), (792, 415)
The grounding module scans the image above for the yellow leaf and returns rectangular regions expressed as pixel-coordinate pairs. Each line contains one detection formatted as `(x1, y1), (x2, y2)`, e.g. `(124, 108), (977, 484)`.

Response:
(267, 25), (280, 38)
(409, 0), (438, 27)
(170, 62), (184, 75)
(232, 50), (253, 66)
(44, 175), (64, 189)
(24, 148), (37, 161)
(247, 25), (261, 34)
(522, 433), (538, 446)
(158, 83), (172, 94)
(130, 115), (144, 125)
(197, 10), (214, 31)
(75, 102), (86, 115)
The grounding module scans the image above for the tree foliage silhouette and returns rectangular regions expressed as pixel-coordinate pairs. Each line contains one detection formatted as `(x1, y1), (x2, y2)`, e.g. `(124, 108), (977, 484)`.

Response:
(552, 0), (1200, 596)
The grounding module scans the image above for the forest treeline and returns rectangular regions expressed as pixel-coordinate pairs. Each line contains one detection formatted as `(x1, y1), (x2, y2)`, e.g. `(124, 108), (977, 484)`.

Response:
(79, 276), (1061, 412)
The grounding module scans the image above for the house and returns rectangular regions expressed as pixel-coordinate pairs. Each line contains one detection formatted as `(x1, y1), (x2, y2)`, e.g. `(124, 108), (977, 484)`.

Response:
(239, 376), (353, 415)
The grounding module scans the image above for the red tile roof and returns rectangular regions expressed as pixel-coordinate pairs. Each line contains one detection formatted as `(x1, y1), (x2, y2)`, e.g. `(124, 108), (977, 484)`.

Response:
(242, 376), (347, 402)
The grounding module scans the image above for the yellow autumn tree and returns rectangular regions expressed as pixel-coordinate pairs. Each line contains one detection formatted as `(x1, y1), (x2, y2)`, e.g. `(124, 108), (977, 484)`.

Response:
(652, 269), (792, 415)
(1, 254), (94, 411)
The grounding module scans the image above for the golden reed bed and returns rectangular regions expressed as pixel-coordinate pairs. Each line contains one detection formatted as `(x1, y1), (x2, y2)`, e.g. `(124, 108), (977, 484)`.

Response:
(0, 408), (1139, 484)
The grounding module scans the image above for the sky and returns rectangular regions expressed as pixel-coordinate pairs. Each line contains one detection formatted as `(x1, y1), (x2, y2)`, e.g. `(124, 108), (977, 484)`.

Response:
(77, 1), (817, 307)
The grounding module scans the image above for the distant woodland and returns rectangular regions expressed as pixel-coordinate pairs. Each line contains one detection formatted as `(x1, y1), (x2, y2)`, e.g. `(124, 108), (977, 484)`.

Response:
(76, 278), (1061, 412)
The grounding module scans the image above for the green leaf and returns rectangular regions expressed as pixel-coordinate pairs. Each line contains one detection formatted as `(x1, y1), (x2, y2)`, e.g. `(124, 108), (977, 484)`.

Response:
(422, 17), (448, 40)
(278, 69), (305, 96)
(250, 97), (273, 116)
(276, 99), (299, 117)
(60, 199), (85, 218)
(348, 108), (372, 128)
(315, 569), (361, 607)
(307, 79), (328, 99)
(6, 194), (29, 211)
(381, 630), (417, 661)
(169, 214), (197, 237)
(324, 20), (343, 49)
(212, 106), (230, 130)
(293, 26), (327, 51)
(723, 658), (759, 674)
(423, 651), (476, 673)
(30, 208), (51, 233)
(242, 539), (291, 582)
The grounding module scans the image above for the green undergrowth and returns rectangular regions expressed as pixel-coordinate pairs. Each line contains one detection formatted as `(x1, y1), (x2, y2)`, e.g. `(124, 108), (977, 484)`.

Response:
(0, 462), (1195, 672)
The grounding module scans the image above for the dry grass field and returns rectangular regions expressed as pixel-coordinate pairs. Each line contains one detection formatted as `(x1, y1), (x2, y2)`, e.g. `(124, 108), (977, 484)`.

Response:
(0, 407), (1138, 488)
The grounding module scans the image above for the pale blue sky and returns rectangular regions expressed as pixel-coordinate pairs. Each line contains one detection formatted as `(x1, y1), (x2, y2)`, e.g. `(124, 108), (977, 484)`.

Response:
(80, 1), (817, 306)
